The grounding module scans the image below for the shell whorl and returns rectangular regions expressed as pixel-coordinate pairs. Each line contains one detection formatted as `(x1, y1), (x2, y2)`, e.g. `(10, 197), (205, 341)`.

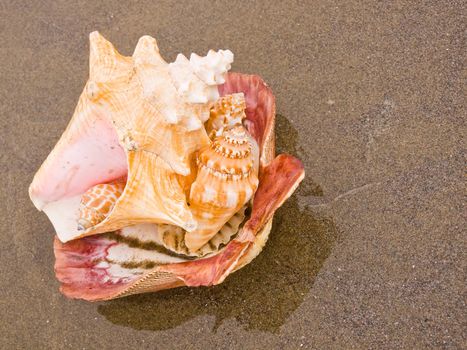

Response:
(198, 126), (253, 179)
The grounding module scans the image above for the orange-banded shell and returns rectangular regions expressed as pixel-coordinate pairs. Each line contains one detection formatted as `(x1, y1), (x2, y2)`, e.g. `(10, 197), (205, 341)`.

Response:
(28, 32), (237, 242)
(184, 125), (259, 252)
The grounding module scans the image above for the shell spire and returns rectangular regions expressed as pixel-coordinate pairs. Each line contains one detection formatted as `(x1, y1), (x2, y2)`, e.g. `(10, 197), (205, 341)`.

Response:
(88, 31), (133, 82)
(169, 49), (233, 104)
(185, 125), (259, 252)
(206, 93), (247, 139)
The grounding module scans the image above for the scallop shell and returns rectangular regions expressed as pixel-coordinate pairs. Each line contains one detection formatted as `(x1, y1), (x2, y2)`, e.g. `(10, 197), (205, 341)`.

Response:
(184, 125), (259, 252)
(29, 32), (234, 242)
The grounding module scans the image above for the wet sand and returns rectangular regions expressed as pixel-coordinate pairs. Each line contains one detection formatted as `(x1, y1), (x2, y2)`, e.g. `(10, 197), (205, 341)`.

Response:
(1, 1), (465, 349)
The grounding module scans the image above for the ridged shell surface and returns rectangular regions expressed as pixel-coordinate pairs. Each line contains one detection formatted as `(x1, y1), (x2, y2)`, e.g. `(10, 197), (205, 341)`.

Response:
(185, 126), (259, 252)
(205, 93), (246, 138)
(153, 206), (247, 257)
(29, 32), (234, 242)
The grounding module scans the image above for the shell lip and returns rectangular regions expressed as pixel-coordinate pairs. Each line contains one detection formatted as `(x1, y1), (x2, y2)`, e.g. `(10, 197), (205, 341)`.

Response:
(75, 151), (198, 240)
(29, 183), (46, 211)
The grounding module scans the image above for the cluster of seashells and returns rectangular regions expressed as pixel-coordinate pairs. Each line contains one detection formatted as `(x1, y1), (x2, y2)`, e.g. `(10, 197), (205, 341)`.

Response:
(29, 32), (304, 301)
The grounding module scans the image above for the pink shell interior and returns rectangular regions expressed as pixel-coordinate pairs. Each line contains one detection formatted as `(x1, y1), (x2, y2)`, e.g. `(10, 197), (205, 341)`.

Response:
(31, 114), (127, 205)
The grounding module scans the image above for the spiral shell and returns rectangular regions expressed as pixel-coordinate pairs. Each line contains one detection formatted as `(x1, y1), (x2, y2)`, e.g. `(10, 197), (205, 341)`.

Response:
(184, 125), (259, 252)
(29, 32), (306, 302)
(51, 71), (306, 303)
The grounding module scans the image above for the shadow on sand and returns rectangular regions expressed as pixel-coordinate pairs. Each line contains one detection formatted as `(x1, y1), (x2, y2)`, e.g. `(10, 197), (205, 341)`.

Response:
(98, 114), (337, 333)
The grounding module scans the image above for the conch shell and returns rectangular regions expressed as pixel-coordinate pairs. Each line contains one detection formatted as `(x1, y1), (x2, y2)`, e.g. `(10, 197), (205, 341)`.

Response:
(185, 125), (259, 252)
(30, 33), (305, 301)
(29, 32), (234, 242)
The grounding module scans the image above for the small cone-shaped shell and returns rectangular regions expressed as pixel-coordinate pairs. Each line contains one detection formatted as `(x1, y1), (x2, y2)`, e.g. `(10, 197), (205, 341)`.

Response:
(78, 179), (126, 230)
(185, 126), (259, 252)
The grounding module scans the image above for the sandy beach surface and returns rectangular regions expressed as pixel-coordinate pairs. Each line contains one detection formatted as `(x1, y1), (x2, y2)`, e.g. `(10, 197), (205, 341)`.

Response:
(1, 1), (465, 349)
